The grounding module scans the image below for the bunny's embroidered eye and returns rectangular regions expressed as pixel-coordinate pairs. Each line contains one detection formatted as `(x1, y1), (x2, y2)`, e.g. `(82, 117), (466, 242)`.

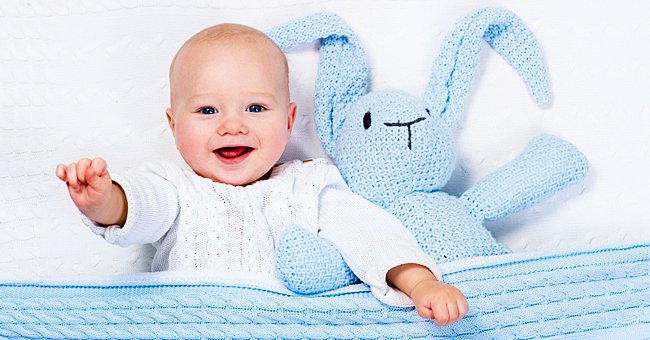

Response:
(425, 108), (431, 116)
(363, 111), (372, 130)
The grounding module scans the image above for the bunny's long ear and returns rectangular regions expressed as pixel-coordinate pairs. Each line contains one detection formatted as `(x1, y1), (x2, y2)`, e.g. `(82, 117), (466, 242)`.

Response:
(423, 8), (551, 128)
(267, 12), (368, 157)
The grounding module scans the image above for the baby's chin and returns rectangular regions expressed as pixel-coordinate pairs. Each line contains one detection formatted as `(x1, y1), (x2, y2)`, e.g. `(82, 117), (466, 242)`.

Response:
(203, 168), (273, 186)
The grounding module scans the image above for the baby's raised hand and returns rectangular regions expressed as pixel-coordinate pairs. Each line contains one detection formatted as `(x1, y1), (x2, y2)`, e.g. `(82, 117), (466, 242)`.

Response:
(55, 158), (117, 223)
(410, 279), (468, 326)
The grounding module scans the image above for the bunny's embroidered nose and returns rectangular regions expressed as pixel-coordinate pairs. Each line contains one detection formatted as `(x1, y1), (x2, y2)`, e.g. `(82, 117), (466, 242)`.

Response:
(384, 117), (426, 150)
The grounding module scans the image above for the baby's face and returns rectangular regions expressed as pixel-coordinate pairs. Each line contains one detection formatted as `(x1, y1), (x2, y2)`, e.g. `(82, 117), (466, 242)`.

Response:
(167, 36), (296, 185)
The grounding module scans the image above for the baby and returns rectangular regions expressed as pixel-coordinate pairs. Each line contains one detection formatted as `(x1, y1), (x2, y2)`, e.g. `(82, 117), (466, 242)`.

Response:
(56, 23), (467, 326)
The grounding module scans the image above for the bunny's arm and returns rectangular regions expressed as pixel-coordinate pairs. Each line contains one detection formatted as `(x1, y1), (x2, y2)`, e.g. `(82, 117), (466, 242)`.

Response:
(461, 135), (588, 222)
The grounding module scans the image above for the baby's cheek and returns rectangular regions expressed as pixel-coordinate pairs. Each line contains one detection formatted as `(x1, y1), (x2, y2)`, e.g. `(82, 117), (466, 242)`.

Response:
(175, 124), (205, 148)
(174, 133), (206, 166)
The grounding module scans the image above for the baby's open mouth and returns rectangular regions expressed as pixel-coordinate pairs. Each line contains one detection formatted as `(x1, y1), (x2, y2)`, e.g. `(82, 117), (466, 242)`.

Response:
(214, 146), (253, 162)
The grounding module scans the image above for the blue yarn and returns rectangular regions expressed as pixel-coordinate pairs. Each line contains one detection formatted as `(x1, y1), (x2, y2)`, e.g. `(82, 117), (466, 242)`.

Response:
(268, 9), (588, 294)
(2, 244), (648, 338)
(267, 12), (367, 156)
(276, 226), (359, 294)
(424, 8), (552, 127)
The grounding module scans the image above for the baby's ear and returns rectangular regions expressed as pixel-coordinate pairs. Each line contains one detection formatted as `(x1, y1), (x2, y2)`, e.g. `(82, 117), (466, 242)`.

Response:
(166, 108), (176, 135)
(287, 102), (297, 131)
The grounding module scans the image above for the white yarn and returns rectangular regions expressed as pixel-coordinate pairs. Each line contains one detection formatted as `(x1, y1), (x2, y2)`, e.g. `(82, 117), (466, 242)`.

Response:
(81, 159), (439, 306)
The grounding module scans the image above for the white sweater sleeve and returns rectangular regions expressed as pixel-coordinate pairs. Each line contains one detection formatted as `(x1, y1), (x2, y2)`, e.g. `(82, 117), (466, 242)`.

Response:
(82, 163), (180, 247)
(316, 165), (442, 307)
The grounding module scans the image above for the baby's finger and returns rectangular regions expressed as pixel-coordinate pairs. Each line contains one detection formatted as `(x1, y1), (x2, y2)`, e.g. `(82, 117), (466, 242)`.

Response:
(446, 301), (460, 325)
(76, 158), (92, 183)
(458, 298), (469, 319)
(66, 163), (79, 189)
(85, 160), (108, 189)
(91, 157), (107, 177)
(55, 164), (67, 181)
(432, 304), (450, 326)
(416, 304), (434, 320)
(83, 162), (98, 187)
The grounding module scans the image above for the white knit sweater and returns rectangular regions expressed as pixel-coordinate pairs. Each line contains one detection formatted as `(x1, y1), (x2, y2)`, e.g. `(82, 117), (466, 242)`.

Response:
(84, 159), (440, 306)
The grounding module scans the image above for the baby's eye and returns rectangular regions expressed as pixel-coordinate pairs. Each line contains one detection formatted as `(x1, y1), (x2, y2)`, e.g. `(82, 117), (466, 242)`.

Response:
(246, 104), (265, 113)
(199, 107), (217, 115)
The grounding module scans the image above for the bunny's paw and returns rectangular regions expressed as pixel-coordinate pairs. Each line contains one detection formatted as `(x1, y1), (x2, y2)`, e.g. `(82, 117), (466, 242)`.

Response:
(276, 225), (359, 294)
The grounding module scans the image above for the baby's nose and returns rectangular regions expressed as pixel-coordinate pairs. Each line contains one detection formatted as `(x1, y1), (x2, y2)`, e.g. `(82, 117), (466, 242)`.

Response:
(217, 115), (249, 135)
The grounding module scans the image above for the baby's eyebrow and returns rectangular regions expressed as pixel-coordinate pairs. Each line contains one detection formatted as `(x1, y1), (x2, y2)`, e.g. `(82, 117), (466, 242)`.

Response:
(184, 94), (214, 107)
(245, 91), (277, 103)
(186, 93), (213, 101)
(182, 91), (278, 107)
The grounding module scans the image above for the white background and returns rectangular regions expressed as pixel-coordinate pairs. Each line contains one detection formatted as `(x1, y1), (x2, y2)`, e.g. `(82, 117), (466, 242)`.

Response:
(1, 0), (648, 279)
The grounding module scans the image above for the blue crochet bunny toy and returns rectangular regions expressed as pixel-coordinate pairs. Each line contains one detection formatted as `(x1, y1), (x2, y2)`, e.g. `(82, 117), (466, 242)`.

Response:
(268, 8), (589, 294)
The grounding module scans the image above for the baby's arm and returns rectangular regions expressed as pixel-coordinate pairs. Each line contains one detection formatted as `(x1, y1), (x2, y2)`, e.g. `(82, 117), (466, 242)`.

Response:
(55, 157), (127, 226)
(387, 263), (468, 326)
(316, 164), (467, 325)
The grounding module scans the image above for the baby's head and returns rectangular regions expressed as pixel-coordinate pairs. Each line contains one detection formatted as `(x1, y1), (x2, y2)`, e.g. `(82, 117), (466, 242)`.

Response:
(166, 23), (296, 186)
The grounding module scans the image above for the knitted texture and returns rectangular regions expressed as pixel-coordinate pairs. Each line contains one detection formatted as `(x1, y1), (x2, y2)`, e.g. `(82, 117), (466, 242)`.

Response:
(268, 9), (588, 290)
(461, 134), (589, 221)
(391, 134), (588, 263)
(83, 160), (430, 305)
(276, 226), (359, 294)
(267, 12), (367, 156)
(2, 243), (648, 339)
(424, 8), (551, 127)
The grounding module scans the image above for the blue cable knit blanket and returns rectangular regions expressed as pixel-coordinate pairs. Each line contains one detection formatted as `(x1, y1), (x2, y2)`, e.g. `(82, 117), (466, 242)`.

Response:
(1, 243), (648, 339)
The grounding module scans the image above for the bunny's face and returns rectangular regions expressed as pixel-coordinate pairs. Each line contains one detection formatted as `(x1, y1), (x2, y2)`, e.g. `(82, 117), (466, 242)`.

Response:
(333, 90), (455, 207)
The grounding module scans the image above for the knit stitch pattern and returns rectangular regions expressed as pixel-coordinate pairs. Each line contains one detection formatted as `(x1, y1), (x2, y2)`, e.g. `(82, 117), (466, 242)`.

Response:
(268, 9), (588, 291)
(276, 226), (359, 294)
(2, 243), (648, 339)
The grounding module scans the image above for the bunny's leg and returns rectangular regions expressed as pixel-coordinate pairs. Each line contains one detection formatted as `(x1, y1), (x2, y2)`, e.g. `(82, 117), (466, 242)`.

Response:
(276, 225), (359, 295)
(461, 134), (588, 222)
